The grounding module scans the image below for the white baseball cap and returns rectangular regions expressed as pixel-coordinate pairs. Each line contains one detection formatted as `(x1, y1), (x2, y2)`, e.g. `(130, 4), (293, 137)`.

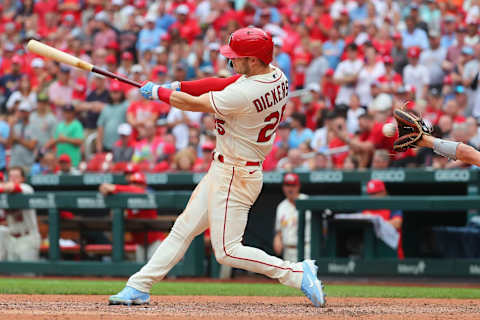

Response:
(31, 58), (45, 68)
(112, 0), (124, 5)
(154, 46), (166, 54)
(132, 64), (143, 73)
(145, 15), (156, 23)
(176, 4), (189, 15)
(208, 42), (220, 51)
(369, 93), (392, 112)
(306, 83), (321, 93)
(95, 11), (108, 22)
(18, 101), (32, 112)
(118, 123), (132, 136)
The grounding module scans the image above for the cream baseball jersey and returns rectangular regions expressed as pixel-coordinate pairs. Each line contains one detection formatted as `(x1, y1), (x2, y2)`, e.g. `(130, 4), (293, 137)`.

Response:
(209, 66), (288, 162)
(5, 184), (38, 236)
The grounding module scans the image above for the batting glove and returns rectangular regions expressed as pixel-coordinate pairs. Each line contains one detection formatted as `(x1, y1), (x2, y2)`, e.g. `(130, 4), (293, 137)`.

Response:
(162, 81), (181, 91)
(140, 81), (156, 99)
(140, 81), (181, 100)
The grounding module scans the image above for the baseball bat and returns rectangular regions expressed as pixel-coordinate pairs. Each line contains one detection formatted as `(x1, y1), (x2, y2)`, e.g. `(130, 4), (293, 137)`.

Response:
(26, 40), (142, 88)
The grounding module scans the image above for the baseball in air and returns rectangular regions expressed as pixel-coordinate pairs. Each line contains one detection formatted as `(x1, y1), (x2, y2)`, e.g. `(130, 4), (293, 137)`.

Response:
(382, 123), (396, 137)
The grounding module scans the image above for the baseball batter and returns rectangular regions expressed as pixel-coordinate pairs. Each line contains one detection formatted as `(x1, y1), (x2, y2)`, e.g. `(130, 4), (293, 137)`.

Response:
(109, 27), (325, 307)
(0, 167), (40, 261)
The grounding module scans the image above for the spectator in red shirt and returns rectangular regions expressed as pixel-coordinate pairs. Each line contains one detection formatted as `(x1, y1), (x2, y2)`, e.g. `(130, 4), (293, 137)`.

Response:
(328, 112), (350, 168)
(376, 56), (402, 95)
(423, 88), (444, 126)
(334, 94), (395, 168)
(321, 69), (339, 108)
(301, 83), (325, 131)
(34, 0), (57, 32)
(99, 172), (166, 262)
(169, 5), (201, 44)
(127, 98), (162, 138)
(305, 2), (333, 42)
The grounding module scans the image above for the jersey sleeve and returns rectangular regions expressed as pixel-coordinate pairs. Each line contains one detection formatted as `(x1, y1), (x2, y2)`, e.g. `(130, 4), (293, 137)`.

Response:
(113, 185), (145, 194)
(209, 83), (250, 117)
(180, 75), (242, 96)
(20, 183), (34, 194)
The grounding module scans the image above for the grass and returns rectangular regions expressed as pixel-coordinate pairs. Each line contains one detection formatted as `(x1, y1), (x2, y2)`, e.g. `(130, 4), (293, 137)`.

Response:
(1, 278), (480, 299)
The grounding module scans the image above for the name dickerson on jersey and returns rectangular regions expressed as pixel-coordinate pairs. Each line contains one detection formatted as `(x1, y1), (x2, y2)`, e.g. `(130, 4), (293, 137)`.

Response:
(253, 80), (289, 113)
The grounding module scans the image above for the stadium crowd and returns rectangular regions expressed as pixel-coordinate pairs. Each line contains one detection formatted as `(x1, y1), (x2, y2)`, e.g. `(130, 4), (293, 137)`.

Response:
(1, 0), (480, 175)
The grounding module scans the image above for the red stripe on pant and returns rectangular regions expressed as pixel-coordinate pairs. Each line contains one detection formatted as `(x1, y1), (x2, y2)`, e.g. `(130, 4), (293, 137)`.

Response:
(222, 166), (303, 273)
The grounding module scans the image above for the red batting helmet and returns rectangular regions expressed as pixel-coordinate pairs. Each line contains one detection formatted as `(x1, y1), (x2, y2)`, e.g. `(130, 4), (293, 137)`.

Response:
(129, 172), (147, 185)
(220, 27), (274, 65)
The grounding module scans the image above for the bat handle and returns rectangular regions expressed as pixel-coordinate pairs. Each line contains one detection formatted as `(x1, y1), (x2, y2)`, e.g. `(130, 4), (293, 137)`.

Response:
(91, 66), (142, 88)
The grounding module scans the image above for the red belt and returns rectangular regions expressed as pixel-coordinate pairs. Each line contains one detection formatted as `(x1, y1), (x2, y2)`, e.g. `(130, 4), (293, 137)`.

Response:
(212, 152), (261, 166)
(11, 231), (29, 238)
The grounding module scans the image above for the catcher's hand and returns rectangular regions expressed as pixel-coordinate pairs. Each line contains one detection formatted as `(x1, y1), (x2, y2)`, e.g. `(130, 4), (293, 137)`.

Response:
(393, 109), (433, 152)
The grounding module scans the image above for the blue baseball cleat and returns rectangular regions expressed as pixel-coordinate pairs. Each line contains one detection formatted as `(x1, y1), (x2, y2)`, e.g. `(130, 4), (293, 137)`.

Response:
(301, 260), (326, 307)
(108, 286), (150, 306)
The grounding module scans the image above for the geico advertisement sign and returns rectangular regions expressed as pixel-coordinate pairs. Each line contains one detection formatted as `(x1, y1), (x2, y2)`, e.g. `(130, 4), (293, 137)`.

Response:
(434, 170), (470, 182)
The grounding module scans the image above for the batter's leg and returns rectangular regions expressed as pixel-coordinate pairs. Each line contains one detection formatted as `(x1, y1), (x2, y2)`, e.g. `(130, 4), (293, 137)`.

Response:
(208, 164), (304, 289)
(125, 169), (212, 293)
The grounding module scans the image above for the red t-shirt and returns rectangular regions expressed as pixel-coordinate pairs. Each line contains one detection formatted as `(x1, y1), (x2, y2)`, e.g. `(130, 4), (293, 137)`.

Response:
(329, 137), (349, 168)
(322, 81), (339, 109)
(367, 121), (416, 160)
(34, 0), (58, 30)
(112, 185), (166, 245)
(377, 72), (403, 89)
(305, 14), (333, 42)
(368, 121), (396, 153)
(59, 0), (82, 25)
(128, 101), (163, 122)
(169, 18), (201, 44)
(305, 103), (323, 131)
(424, 105), (444, 125)
(212, 9), (238, 31)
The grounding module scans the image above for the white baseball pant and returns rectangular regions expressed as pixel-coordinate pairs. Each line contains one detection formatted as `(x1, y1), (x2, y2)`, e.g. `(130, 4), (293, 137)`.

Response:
(5, 232), (41, 261)
(127, 159), (304, 292)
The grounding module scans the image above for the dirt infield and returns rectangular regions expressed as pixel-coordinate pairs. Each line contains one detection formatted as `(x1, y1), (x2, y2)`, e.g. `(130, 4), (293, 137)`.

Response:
(1, 295), (480, 320)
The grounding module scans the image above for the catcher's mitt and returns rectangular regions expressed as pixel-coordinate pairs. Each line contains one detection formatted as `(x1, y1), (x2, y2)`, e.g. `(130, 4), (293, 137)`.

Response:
(393, 109), (433, 152)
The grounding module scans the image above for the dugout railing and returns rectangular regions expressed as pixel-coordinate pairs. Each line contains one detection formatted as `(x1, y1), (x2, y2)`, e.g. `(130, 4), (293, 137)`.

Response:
(0, 191), (209, 277)
(296, 196), (480, 277)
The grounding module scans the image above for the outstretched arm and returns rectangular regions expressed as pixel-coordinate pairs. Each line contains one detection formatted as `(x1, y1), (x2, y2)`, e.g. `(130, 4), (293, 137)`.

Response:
(419, 135), (480, 167)
(179, 75), (242, 96)
(141, 82), (214, 113)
